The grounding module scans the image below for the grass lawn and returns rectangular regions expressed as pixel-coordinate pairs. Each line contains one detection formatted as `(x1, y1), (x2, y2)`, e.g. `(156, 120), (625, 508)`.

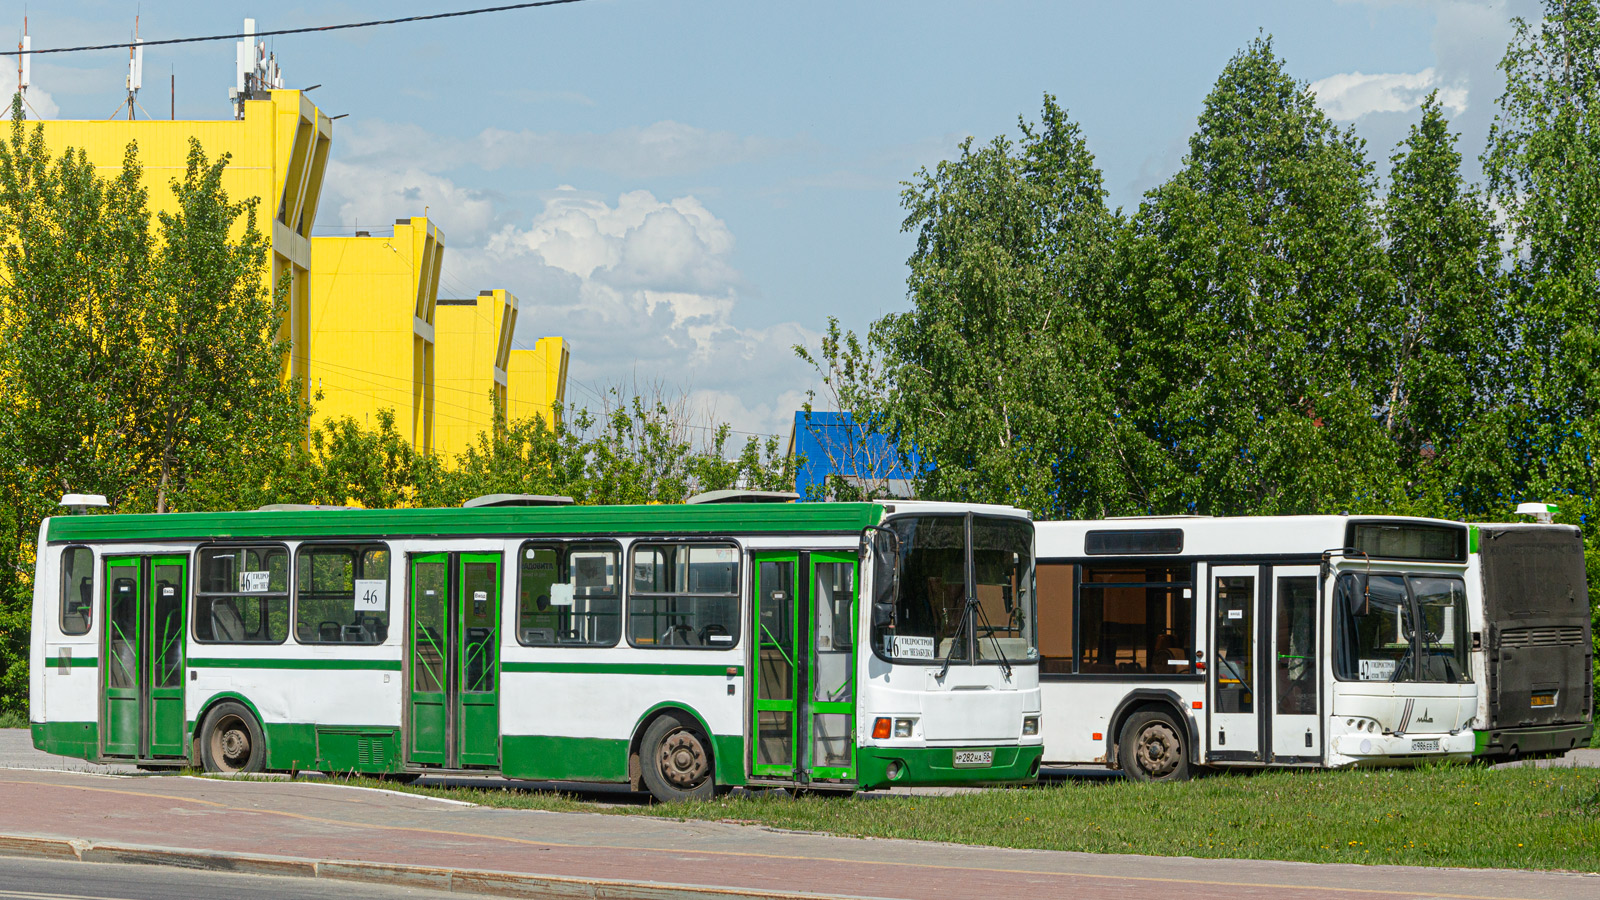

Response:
(347, 763), (1600, 872)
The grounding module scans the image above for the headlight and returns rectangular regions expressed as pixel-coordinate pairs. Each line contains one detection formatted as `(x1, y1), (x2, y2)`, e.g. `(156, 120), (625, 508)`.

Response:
(893, 717), (916, 738)
(1022, 715), (1040, 736)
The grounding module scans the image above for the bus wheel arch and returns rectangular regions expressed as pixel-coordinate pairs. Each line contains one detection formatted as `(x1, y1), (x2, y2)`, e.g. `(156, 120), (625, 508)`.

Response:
(192, 693), (269, 773)
(1107, 691), (1197, 777)
(196, 699), (266, 774)
(630, 705), (715, 802)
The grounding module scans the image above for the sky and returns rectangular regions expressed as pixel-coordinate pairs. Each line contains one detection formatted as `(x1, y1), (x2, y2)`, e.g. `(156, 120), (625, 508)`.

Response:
(4, 0), (1545, 445)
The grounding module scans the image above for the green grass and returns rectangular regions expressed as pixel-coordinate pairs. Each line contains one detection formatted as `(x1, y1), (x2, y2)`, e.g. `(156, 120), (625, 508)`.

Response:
(0, 710), (27, 729)
(352, 764), (1600, 872)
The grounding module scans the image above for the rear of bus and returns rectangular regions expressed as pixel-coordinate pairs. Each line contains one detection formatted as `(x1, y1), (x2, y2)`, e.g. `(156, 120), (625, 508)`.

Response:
(855, 503), (1043, 788)
(1468, 524), (1593, 760)
(1325, 519), (1477, 766)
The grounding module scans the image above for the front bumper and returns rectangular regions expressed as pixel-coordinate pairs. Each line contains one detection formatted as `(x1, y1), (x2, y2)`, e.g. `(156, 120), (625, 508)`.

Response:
(856, 744), (1043, 789)
(1328, 730), (1474, 767)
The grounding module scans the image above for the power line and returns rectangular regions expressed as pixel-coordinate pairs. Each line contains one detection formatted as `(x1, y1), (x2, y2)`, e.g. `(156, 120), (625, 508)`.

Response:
(0, 0), (592, 57)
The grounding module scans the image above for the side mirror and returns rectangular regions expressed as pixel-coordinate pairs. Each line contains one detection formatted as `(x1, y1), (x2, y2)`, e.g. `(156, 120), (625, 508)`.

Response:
(872, 602), (894, 628)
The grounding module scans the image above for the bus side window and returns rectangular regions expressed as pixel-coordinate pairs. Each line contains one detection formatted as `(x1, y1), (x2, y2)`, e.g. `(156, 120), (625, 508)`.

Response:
(195, 545), (289, 644)
(60, 547), (94, 636)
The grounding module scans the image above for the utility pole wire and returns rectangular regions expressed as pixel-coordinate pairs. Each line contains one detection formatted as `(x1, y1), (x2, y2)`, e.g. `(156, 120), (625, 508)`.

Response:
(0, 0), (591, 57)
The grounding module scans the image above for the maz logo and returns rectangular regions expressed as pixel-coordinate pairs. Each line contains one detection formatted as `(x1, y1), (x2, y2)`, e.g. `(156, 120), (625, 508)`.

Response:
(1416, 709), (1434, 724)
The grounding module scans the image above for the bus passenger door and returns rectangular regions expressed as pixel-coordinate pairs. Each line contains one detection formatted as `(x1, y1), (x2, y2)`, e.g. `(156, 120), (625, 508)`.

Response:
(807, 553), (858, 783)
(102, 555), (188, 760)
(1269, 567), (1321, 761)
(408, 554), (451, 765)
(407, 551), (503, 769)
(457, 553), (502, 767)
(1210, 565), (1261, 760)
(752, 552), (799, 779)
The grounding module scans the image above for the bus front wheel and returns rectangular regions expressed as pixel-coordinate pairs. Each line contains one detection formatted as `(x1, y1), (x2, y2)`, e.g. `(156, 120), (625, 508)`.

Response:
(640, 713), (714, 803)
(199, 702), (265, 775)
(1118, 710), (1190, 782)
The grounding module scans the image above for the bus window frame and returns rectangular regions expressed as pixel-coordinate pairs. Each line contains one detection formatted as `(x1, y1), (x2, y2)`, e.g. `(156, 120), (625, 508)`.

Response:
(193, 542), (291, 645)
(60, 545), (95, 636)
(292, 541), (392, 646)
(515, 538), (624, 648)
(626, 539), (741, 651)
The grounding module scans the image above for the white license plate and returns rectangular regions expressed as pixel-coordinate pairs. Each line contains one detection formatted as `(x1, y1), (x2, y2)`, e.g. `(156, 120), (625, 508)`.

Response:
(1411, 739), (1440, 752)
(953, 749), (993, 768)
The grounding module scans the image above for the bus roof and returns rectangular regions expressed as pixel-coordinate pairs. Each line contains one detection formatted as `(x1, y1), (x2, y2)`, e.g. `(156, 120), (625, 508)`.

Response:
(1038, 515), (1467, 560)
(45, 501), (895, 545)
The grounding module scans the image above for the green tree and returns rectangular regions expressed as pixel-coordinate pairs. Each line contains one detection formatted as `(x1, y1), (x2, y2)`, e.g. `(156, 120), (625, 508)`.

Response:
(1381, 93), (1513, 517)
(136, 140), (310, 515)
(1486, 0), (1600, 521)
(875, 95), (1135, 516)
(1113, 36), (1398, 515)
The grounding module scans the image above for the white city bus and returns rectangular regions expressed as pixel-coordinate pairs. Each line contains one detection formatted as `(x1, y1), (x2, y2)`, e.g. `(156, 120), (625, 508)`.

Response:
(1034, 516), (1476, 780)
(30, 495), (1043, 800)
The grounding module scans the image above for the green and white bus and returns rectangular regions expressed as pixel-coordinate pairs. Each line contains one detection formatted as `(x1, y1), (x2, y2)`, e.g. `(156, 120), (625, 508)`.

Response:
(29, 495), (1043, 800)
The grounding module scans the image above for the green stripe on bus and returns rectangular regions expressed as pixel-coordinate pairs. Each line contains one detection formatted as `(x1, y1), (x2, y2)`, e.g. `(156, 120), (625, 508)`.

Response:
(501, 661), (743, 677)
(52, 656), (99, 668)
(187, 657), (403, 671)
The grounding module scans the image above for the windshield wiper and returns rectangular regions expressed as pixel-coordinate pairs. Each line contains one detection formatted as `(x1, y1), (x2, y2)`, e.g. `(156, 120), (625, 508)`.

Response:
(970, 595), (1013, 680)
(936, 599), (973, 679)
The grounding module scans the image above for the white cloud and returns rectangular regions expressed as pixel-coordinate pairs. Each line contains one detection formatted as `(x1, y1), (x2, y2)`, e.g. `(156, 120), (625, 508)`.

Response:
(0, 70), (59, 120)
(444, 187), (818, 439)
(1310, 67), (1468, 120)
(321, 158), (501, 245)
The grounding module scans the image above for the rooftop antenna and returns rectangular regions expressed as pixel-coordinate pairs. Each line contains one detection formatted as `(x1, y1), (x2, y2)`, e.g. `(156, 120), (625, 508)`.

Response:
(15, 17), (35, 119)
(107, 17), (147, 120)
(230, 18), (284, 120)
(125, 16), (143, 120)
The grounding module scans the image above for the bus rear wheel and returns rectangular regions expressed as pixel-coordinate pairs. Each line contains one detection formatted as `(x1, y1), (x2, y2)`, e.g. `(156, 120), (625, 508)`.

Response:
(640, 713), (714, 803)
(1119, 710), (1189, 782)
(200, 702), (265, 775)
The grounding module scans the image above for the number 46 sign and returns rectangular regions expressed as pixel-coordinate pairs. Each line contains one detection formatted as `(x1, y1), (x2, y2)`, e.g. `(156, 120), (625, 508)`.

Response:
(354, 579), (387, 612)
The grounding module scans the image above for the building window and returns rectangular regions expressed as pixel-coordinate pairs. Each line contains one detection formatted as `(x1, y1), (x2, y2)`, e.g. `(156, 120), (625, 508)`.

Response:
(517, 542), (622, 647)
(295, 544), (390, 644)
(629, 543), (739, 649)
(60, 547), (94, 636)
(194, 545), (289, 644)
(1077, 564), (1195, 674)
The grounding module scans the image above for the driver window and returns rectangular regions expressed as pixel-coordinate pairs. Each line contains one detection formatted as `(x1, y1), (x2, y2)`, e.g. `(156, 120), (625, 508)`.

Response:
(628, 542), (740, 649)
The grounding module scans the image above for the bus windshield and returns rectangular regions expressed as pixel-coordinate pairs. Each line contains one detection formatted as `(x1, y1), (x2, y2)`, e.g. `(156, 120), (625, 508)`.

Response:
(1334, 572), (1469, 683)
(872, 514), (1037, 665)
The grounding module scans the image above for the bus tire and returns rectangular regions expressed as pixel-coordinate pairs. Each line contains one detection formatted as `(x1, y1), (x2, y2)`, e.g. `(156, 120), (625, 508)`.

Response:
(1118, 710), (1189, 782)
(639, 713), (714, 803)
(199, 702), (265, 775)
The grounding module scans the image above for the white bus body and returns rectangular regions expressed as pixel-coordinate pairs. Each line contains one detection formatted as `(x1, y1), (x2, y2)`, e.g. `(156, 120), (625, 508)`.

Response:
(1036, 516), (1476, 779)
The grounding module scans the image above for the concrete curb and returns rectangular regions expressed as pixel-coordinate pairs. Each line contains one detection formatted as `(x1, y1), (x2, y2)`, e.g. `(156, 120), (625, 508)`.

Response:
(0, 833), (867, 900)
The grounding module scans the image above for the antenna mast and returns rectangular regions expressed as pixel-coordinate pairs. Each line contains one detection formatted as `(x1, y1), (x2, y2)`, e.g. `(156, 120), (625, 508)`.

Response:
(124, 16), (143, 121)
(16, 17), (30, 118)
(230, 19), (284, 120)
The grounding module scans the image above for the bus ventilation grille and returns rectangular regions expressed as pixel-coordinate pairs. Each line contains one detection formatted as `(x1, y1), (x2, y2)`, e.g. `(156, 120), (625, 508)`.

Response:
(1500, 626), (1585, 648)
(358, 737), (384, 767)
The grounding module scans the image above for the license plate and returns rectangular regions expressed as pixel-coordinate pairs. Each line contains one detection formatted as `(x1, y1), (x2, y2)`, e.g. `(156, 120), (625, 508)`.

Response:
(1411, 739), (1440, 752)
(1532, 693), (1556, 708)
(953, 749), (993, 768)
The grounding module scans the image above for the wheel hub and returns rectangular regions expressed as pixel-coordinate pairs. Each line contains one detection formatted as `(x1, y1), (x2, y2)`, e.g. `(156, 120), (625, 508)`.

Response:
(658, 730), (708, 788)
(1136, 723), (1181, 778)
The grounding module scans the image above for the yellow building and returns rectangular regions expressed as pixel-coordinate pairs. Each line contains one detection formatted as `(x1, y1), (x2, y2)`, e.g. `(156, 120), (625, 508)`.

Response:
(508, 337), (570, 428)
(35, 90), (332, 393)
(433, 289), (517, 456)
(306, 218), (444, 454)
(32, 74), (566, 459)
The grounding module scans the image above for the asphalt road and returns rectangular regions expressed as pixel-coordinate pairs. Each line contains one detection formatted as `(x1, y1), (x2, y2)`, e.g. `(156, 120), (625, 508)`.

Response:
(0, 855), (458, 900)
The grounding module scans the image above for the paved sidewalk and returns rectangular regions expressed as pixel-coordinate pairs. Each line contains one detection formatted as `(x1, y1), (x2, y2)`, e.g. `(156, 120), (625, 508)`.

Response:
(0, 768), (1595, 900)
